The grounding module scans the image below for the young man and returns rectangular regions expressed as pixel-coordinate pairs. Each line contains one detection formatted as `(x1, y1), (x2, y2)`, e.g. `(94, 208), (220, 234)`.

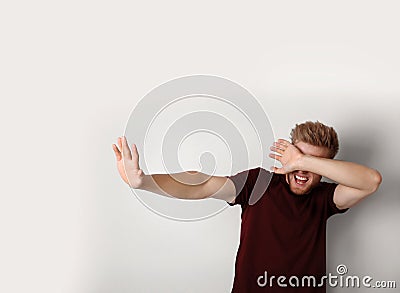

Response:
(112, 121), (382, 292)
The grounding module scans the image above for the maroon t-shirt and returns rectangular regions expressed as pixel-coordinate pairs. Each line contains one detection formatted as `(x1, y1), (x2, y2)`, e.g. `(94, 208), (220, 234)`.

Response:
(226, 167), (348, 293)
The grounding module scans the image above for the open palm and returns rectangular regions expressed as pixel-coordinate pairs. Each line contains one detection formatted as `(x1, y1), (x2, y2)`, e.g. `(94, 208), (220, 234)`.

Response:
(112, 136), (145, 188)
(269, 139), (303, 174)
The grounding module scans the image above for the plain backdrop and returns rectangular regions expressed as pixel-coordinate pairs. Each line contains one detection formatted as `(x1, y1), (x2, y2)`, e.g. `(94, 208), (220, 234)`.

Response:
(1, 1), (399, 292)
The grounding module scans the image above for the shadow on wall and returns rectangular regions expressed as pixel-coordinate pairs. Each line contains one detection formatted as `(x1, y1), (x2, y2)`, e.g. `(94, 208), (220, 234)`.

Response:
(334, 123), (399, 203)
(326, 124), (400, 291)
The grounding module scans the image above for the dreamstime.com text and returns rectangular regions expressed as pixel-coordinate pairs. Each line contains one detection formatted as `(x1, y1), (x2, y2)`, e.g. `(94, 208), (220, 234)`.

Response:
(257, 264), (396, 289)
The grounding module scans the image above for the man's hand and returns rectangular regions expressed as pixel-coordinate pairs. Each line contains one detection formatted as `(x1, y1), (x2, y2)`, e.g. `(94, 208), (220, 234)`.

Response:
(112, 136), (145, 188)
(269, 139), (304, 174)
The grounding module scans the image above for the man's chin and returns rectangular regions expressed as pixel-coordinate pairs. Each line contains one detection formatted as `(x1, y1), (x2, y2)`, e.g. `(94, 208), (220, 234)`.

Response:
(289, 184), (311, 195)
(287, 174), (314, 195)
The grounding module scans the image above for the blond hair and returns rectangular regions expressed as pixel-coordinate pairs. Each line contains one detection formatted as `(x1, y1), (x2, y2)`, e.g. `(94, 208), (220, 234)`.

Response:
(290, 121), (339, 158)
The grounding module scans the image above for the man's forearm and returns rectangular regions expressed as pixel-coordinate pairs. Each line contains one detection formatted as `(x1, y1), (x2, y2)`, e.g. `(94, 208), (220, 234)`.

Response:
(297, 155), (382, 192)
(138, 171), (210, 199)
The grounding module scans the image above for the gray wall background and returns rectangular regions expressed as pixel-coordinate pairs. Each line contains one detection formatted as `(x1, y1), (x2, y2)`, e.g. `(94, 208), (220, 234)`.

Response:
(1, 0), (399, 292)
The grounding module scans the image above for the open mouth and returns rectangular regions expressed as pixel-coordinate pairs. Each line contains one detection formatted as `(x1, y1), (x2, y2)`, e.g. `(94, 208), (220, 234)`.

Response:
(294, 174), (309, 185)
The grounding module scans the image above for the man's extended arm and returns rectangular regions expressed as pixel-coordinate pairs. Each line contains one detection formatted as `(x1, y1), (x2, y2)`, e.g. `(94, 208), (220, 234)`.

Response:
(269, 139), (382, 209)
(112, 136), (236, 202)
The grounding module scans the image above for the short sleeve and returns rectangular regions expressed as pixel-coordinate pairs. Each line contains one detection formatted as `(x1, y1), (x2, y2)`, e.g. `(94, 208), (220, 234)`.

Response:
(226, 167), (272, 206)
(325, 182), (349, 218)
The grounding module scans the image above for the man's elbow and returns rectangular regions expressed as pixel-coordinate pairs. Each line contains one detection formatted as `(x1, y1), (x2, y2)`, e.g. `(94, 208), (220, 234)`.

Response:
(368, 169), (382, 194)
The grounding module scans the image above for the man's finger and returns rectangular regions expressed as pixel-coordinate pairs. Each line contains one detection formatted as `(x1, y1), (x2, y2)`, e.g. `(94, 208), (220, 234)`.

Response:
(270, 146), (284, 154)
(131, 143), (140, 169)
(277, 139), (291, 146)
(270, 166), (284, 174)
(269, 153), (282, 161)
(112, 144), (122, 161)
(121, 136), (132, 160)
(274, 141), (287, 150)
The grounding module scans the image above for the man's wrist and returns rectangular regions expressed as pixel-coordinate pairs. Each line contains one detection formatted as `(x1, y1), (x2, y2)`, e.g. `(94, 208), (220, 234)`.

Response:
(295, 154), (309, 171)
(137, 174), (151, 190)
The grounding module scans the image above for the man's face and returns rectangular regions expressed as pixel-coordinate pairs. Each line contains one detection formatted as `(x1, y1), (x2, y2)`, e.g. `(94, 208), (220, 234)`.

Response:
(286, 141), (331, 195)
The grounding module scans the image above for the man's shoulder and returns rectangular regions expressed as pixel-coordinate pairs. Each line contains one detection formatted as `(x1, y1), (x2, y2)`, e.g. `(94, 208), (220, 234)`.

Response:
(229, 166), (272, 181)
